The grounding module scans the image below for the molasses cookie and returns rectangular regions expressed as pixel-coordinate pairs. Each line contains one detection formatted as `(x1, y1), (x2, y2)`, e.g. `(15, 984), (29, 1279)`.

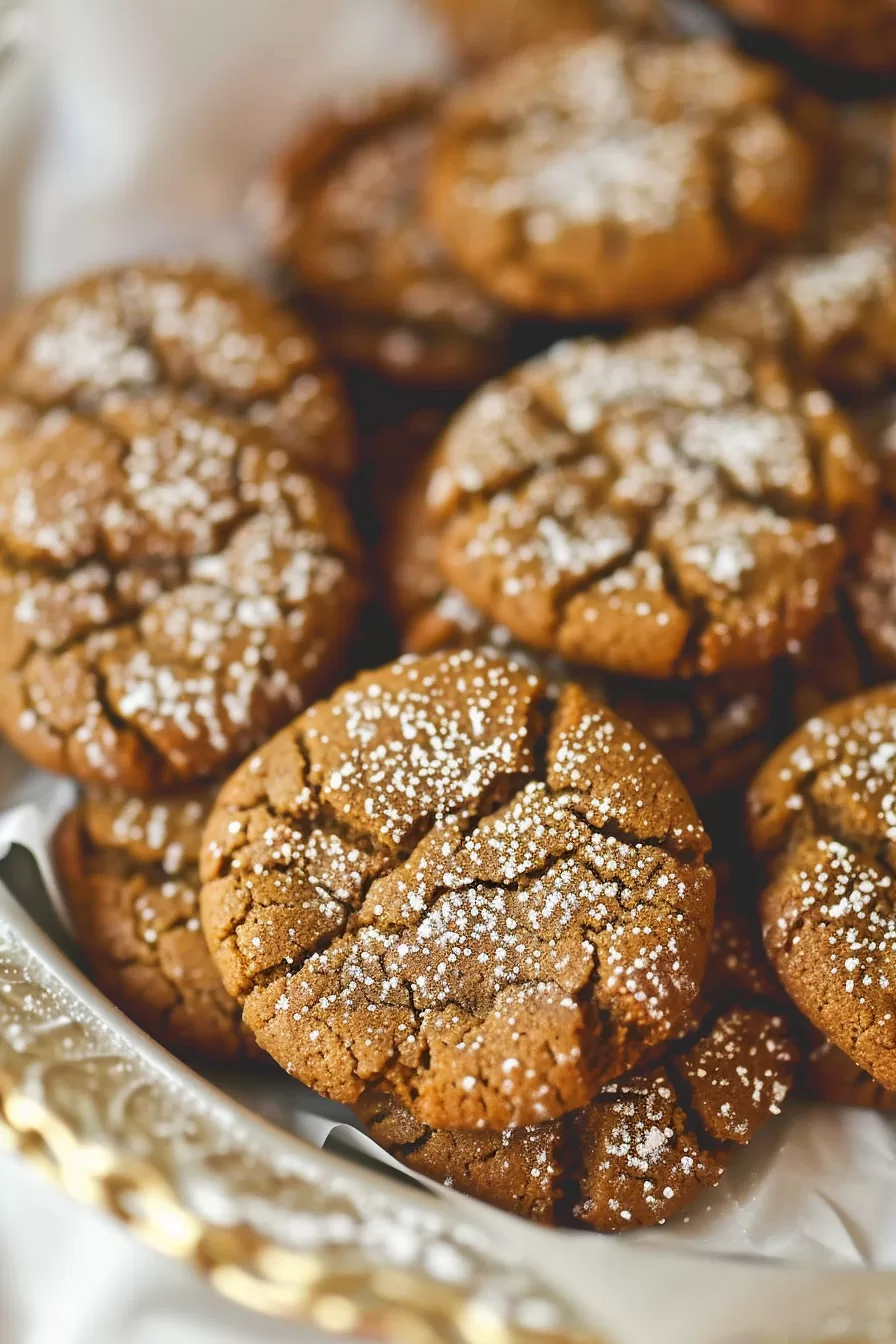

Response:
(254, 90), (510, 389)
(356, 878), (795, 1230)
(801, 1027), (896, 1110)
(844, 399), (896, 680)
(0, 392), (363, 790)
(384, 455), (777, 799)
(425, 36), (818, 319)
(749, 687), (896, 1092)
(700, 103), (896, 391)
(718, 1), (896, 74)
(56, 788), (256, 1062)
(423, 0), (669, 68)
(426, 328), (876, 679)
(0, 262), (355, 480)
(200, 649), (715, 1130)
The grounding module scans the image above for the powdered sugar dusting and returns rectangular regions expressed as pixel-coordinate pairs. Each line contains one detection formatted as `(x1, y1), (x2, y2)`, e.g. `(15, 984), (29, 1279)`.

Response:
(429, 327), (872, 678)
(203, 648), (713, 1132)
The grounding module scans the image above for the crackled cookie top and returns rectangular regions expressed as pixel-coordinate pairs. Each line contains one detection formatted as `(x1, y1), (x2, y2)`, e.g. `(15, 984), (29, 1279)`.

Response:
(357, 878), (795, 1231)
(425, 35), (817, 318)
(719, 0), (896, 73)
(700, 103), (896, 391)
(426, 328), (875, 679)
(383, 455), (777, 798)
(0, 395), (363, 790)
(0, 263), (355, 480)
(200, 649), (714, 1130)
(255, 90), (509, 388)
(750, 687), (896, 1090)
(56, 788), (256, 1062)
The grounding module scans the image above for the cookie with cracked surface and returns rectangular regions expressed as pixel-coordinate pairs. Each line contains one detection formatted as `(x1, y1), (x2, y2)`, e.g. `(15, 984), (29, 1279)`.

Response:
(0, 262), (355, 481)
(200, 648), (715, 1130)
(749, 687), (896, 1092)
(383, 455), (777, 799)
(0, 394), (364, 790)
(800, 1026), (896, 1109)
(423, 0), (671, 68)
(253, 89), (510, 389)
(56, 788), (257, 1062)
(425, 36), (819, 319)
(718, 0), (896, 73)
(356, 877), (795, 1230)
(699, 103), (896, 391)
(426, 328), (876, 680)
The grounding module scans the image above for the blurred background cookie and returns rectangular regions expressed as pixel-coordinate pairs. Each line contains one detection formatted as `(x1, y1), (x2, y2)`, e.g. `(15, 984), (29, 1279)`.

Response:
(700, 102), (896, 391)
(425, 35), (820, 318)
(253, 88), (511, 389)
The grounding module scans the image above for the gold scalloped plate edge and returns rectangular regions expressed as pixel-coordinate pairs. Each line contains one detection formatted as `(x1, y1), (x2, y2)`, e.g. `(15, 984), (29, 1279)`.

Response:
(5, 876), (896, 1344)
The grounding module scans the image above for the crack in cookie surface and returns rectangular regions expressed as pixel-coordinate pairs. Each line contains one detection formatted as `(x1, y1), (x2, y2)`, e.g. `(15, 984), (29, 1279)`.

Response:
(200, 649), (714, 1130)
(426, 327), (875, 679)
(425, 35), (818, 318)
(749, 686), (896, 1090)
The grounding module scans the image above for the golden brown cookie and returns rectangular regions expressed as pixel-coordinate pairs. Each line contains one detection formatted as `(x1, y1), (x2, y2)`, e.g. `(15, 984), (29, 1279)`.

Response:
(700, 103), (896, 391)
(425, 36), (818, 319)
(842, 398), (896, 680)
(426, 328), (876, 679)
(423, 0), (670, 68)
(254, 90), (510, 389)
(718, 0), (896, 73)
(356, 876), (795, 1231)
(200, 649), (715, 1131)
(0, 262), (355, 480)
(383, 455), (777, 799)
(749, 687), (896, 1092)
(0, 392), (363, 791)
(800, 1026), (896, 1110)
(56, 789), (256, 1062)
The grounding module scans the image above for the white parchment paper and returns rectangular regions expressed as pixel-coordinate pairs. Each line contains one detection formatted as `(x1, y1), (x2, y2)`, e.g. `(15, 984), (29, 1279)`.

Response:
(4, 4), (896, 1337)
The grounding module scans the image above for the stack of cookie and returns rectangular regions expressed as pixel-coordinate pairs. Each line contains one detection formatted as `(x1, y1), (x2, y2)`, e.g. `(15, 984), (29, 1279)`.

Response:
(198, 648), (795, 1230)
(10, 1), (896, 1235)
